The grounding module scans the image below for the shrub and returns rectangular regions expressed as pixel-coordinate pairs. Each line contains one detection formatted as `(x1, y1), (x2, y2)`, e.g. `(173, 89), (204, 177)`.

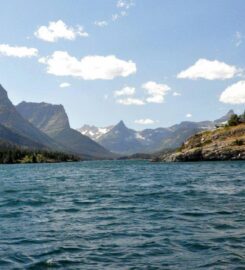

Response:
(233, 139), (244, 146)
(228, 114), (240, 126)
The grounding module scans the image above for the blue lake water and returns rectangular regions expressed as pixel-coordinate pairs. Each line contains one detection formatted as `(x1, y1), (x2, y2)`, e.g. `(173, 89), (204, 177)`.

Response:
(0, 160), (244, 269)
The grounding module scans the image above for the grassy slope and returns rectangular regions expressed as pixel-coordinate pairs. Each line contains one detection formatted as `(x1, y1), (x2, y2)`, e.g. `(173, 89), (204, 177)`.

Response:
(158, 123), (245, 161)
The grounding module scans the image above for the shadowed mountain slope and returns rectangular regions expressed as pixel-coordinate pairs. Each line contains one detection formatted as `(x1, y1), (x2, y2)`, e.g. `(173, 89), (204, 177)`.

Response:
(0, 85), (64, 151)
(17, 101), (115, 159)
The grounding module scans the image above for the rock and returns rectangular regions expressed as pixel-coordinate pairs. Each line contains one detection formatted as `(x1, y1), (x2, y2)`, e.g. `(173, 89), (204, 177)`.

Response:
(158, 124), (245, 162)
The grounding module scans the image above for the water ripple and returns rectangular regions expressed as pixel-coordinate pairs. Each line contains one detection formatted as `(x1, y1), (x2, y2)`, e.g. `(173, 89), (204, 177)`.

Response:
(0, 160), (244, 269)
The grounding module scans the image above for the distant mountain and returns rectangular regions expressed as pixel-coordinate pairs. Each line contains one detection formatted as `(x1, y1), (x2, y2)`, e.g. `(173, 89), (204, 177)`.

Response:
(16, 102), (115, 159)
(78, 124), (113, 141)
(77, 111), (234, 155)
(97, 121), (146, 154)
(214, 109), (234, 124)
(0, 85), (64, 151)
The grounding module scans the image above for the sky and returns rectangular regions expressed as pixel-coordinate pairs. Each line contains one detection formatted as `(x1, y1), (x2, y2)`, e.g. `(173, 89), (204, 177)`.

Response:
(0, 0), (245, 129)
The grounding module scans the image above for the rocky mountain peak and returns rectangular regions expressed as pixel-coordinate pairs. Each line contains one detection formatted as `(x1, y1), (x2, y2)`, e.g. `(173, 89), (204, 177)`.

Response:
(214, 109), (235, 124)
(226, 109), (235, 116)
(115, 120), (127, 130)
(16, 102), (70, 136)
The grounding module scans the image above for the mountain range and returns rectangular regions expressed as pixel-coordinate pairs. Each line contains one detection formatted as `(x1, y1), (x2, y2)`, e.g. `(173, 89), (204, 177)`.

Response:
(78, 110), (234, 155)
(0, 83), (236, 159)
(0, 84), (114, 159)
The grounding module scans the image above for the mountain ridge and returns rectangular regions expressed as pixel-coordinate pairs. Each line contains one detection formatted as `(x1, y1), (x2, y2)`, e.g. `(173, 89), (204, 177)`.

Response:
(0, 85), (65, 151)
(16, 101), (115, 159)
(77, 110), (234, 155)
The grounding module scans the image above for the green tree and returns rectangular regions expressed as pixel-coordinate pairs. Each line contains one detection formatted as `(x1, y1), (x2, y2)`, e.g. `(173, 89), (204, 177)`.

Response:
(228, 114), (240, 126)
(240, 110), (245, 122)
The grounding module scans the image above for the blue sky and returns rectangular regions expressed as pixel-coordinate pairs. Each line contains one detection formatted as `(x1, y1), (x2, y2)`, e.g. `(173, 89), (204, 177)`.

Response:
(0, 0), (244, 129)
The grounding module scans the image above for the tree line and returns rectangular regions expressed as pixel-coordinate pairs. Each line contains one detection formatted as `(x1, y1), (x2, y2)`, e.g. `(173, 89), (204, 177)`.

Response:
(0, 146), (80, 164)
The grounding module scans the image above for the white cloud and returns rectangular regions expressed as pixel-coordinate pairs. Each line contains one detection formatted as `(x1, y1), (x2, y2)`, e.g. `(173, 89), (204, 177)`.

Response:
(173, 92), (181, 96)
(235, 31), (242, 47)
(134, 118), (156, 125)
(39, 51), (137, 80)
(117, 0), (134, 9)
(142, 81), (171, 103)
(34, 20), (88, 42)
(219, 80), (245, 104)
(186, 113), (192, 118)
(94, 21), (108, 27)
(114, 86), (135, 96)
(116, 98), (145, 105)
(59, 82), (70, 88)
(177, 59), (241, 80)
(114, 81), (172, 106)
(110, 0), (133, 22)
(0, 44), (38, 58)
(112, 14), (120, 21)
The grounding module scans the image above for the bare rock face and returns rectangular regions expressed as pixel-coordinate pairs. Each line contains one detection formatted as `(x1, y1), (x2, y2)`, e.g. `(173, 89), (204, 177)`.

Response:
(17, 102), (70, 137)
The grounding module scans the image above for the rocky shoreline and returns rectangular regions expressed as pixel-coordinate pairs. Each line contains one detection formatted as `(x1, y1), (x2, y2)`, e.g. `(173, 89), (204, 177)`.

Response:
(154, 123), (245, 162)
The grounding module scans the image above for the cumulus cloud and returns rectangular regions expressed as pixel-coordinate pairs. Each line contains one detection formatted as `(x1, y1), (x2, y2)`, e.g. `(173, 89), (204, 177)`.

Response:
(142, 81), (171, 103)
(94, 21), (108, 27)
(115, 81), (171, 105)
(173, 92), (181, 96)
(186, 113), (192, 118)
(39, 51), (137, 80)
(177, 59), (241, 80)
(134, 118), (156, 125)
(116, 98), (145, 105)
(59, 82), (71, 88)
(219, 80), (245, 104)
(34, 20), (88, 42)
(0, 44), (38, 58)
(114, 86), (135, 96)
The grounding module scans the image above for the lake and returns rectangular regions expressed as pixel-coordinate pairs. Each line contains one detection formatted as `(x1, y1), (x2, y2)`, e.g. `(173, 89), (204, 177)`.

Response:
(0, 160), (244, 269)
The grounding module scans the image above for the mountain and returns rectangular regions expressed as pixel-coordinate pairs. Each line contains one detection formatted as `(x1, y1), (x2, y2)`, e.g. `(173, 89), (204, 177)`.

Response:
(16, 102), (115, 159)
(156, 120), (215, 150)
(97, 121), (147, 154)
(78, 124), (113, 141)
(0, 85), (64, 151)
(77, 111), (234, 155)
(0, 123), (45, 149)
(156, 122), (245, 162)
(214, 109), (234, 124)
